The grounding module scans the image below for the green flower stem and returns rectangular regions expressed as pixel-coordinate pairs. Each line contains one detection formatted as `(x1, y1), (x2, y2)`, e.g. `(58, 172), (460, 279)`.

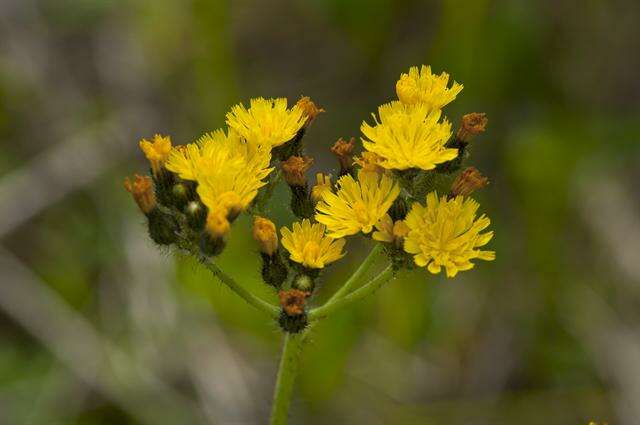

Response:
(325, 243), (383, 303)
(269, 333), (305, 425)
(198, 256), (280, 320)
(308, 265), (394, 321)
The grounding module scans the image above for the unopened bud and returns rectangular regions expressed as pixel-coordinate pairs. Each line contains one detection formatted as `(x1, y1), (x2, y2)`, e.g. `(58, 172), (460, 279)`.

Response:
(310, 173), (332, 203)
(171, 182), (190, 209)
(331, 137), (355, 176)
(252, 216), (278, 256)
(373, 214), (409, 248)
(296, 96), (325, 128)
(282, 155), (314, 187)
(200, 210), (230, 257)
(185, 200), (207, 230)
(124, 174), (156, 215)
(279, 289), (310, 316)
(456, 113), (487, 143)
(146, 209), (179, 246)
(450, 167), (489, 198)
(354, 151), (385, 175)
(291, 274), (314, 292)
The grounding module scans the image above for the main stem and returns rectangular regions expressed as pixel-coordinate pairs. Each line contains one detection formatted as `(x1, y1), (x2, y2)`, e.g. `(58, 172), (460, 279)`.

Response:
(269, 333), (305, 425)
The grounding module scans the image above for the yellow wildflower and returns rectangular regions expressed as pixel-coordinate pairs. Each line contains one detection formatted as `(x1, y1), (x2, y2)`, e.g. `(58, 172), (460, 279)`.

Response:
(403, 192), (495, 278)
(226, 97), (306, 148)
(372, 214), (409, 247)
(253, 216), (278, 256)
(315, 172), (400, 238)
(165, 129), (272, 217)
(280, 219), (345, 269)
(396, 65), (462, 109)
(139, 134), (172, 174)
(310, 173), (332, 203)
(361, 101), (457, 171)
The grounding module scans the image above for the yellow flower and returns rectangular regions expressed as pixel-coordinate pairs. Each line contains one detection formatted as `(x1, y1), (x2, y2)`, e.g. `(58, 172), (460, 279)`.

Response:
(226, 97), (307, 148)
(396, 65), (462, 109)
(403, 192), (495, 278)
(165, 129), (272, 217)
(280, 219), (346, 269)
(315, 171), (400, 238)
(353, 151), (385, 175)
(205, 209), (231, 238)
(310, 173), (332, 203)
(361, 101), (458, 171)
(139, 134), (172, 174)
(372, 214), (410, 247)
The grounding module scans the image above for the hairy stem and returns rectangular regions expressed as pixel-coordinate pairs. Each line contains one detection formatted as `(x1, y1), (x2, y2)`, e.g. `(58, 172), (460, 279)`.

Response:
(198, 256), (280, 320)
(325, 243), (382, 303)
(269, 333), (305, 425)
(308, 265), (394, 321)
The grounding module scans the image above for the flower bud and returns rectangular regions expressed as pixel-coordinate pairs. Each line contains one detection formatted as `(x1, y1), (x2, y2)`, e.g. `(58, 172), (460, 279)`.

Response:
(185, 200), (207, 231)
(281, 155), (314, 187)
(296, 96), (325, 128)
(354, 151), (385, 176)
(124, 175), (156, 215)
(171, 182), (191, 210)
(450, 167), (489, 198)
(456, 113), (487, 143)
(291, 273), (314, 292)
(310, 173), (332, 203)
(146, 209), (179, 246)
(139, 134), (172, 176)
(252, 216), (278, 256)
(279, 289), (310, 316)
(330, 137), (355, 176)
(373, 214), (409, 248)
(200, 210), (230, 257)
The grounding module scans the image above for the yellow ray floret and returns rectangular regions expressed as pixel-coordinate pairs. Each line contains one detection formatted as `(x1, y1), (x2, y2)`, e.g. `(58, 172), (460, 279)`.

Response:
(403, 192), (495, 278)
(281, 219), (346, 269)
(139, 134), (172, 174)
(165, 129), (272, 215)
(225, 97), (307, 148)
(361, 101), (458, 171)
(396, 65), (463, 109)
(315, 171), (400, 238)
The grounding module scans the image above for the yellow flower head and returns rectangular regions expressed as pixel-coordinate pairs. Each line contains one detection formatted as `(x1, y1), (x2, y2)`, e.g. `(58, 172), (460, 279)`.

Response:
(139, 134), (172, 174)
(205, 209), (231, 239)
(252, 216), (278, 256)
(226, 97), (307, 148)
(361, 101), (458, 171)
(403, 192), (495, 278)
(315, 171), (400, 238)
(396, 65), (463, 109)
(281, 219), (346, 269)
(311, 173), (332, 203)
(165, 129), (272, 217)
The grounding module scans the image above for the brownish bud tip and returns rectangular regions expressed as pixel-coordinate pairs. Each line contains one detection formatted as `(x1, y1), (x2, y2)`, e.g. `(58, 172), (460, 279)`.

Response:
(282, 155), (314, 186)
(279, 289), (311, 316)
(124, 174), (156, 214)
(450, 167), (489, 198)
(330, 137), (356, 172)
(456, 113), (488, 143)
(354, 151), (385, 175)
(252, 216), (278, 256)
(296, 96), (325, 127)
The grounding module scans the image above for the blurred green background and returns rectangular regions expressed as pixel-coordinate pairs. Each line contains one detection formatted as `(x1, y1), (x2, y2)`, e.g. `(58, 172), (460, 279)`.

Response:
(1, 0), (639, 424)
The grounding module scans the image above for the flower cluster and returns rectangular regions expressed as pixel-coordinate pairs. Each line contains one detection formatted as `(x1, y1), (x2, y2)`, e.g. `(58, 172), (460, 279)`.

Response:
(124, 65), (495, 334)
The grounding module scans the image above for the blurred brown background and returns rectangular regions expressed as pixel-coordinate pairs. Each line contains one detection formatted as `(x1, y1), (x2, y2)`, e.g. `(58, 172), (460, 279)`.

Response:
(0, 0), (639, 424)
